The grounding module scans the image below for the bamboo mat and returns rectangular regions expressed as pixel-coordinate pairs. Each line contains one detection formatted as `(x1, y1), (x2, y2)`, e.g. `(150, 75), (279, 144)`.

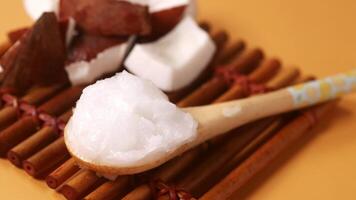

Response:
(1, 1), (356, 200)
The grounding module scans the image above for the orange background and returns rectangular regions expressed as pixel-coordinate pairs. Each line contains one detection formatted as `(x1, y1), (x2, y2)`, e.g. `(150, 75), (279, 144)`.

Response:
(0, 0), (356, 199)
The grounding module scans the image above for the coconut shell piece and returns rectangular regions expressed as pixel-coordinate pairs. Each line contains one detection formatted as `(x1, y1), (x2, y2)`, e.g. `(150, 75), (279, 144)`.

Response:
(1, 12), (68, 95)
(59, 0), (76, 20)
(8, 27), (29, 44)
(0, 41), (21, 84)
(66, 33), (127, 64)
(148, 6), (186, 41)
(60, 0), (151, 37)
(0, 41), (21, 72)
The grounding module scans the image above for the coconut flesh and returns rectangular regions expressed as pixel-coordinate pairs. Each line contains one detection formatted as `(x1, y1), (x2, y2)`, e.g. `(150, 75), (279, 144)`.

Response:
(125, 16), (216, 91)
(65, 71), (198, 171)
(121, 0), (195, 14)
(23, 0), (59, 20)
(65, 43), (128, 85)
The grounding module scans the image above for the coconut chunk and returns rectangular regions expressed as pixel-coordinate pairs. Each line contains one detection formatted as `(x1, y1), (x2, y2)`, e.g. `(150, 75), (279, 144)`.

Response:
(23, 0), (59, 20)
(1, 13), (68, 94)
(119, 0), (196, 16)
(65, 18), (77, 47)
(125, 16), (216, 91)
(149, 0), (189, 13)
(65, 43), (128, 85)
(65, 71), (197, 168)
(185, 0), (197, 17)
(119, 0), (195, 14)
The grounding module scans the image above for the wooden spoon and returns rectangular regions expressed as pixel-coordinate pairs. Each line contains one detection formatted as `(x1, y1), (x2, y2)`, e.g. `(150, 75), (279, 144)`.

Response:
(66, 70), (355, 175)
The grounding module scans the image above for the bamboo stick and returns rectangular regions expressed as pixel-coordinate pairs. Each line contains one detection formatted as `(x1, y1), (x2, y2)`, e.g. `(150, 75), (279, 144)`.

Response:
(59, 170), (106, 200)
(0, 40), (11, 57)
(213, 58), (281, 103)
(7, 110), (72, 167)
(178, 48), (264, 107)
(84, 176), (132, 200)
(200, 101), (337, 200)
(215, 41), (248, 65)
(0, 116), (40, 157)
(23, 137), (70, 178)
(46, 158), (80, 189)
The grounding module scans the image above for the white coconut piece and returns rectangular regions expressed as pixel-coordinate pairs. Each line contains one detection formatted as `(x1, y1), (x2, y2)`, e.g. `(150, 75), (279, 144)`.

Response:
(23, 0), (59, 20)
(65, 18), (77, 47)
(148, 0), (189, 13)
(125, 16), (216, 91)
(65, 71), (197, 168)
(185, 0), (197, 17)
(118, 0), (148, 7)
(65, 43), (128, 85)
(119, 0), (195, 14)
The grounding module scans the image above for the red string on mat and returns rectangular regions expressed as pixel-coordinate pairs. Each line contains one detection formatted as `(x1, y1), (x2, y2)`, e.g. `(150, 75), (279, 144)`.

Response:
(302, 110), (318, 128)
(150, 179), (197, 200)
(214, 66), (236, 86)
(214, 66), (271, 95)
(38, 113), (66, 136)
(0, 90), (67, 136)
(0, 87), (16, 96)
(0, 88), (16, 106)
(2, 93), (23, 116)
(20, 103), (39, 117)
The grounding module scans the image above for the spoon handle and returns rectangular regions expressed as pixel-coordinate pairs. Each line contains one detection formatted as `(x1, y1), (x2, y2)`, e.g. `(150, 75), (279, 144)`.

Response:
(188, 69), (356, 142)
